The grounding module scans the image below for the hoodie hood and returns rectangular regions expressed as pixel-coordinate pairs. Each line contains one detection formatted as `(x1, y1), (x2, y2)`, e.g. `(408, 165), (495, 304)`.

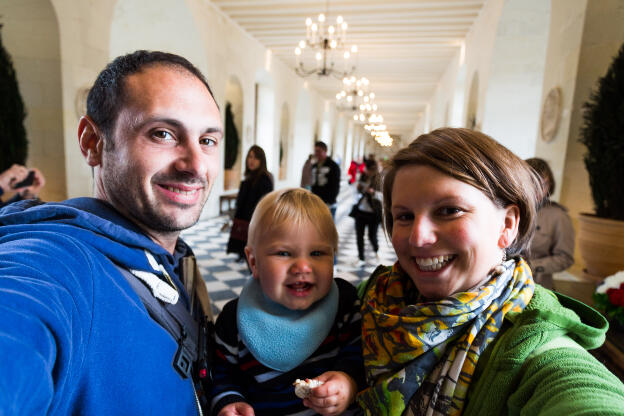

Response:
(506, 285), (608, 350)
(0, 197), (185, 281)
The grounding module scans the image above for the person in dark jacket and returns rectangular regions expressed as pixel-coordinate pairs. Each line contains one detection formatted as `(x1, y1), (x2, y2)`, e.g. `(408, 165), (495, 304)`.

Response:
(0, 50), (221, 415)
(353, 159), (382, 267)
(226, 145), (273, 261)
(311, 141), (341, 219)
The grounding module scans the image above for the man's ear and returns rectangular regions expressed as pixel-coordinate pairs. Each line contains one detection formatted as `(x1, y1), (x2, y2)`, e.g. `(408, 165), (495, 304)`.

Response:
(498, 204), (520, 249)
(78, 116), (105, 167)
(244, 246), (259, 279)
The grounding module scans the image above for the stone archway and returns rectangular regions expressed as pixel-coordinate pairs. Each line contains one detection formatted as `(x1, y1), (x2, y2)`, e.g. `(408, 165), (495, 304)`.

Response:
(224, 76), (244, 190)
(254, 69), (275, 175)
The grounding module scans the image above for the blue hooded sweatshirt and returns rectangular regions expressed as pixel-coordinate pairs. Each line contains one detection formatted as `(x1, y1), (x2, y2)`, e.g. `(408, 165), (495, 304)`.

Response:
(0, 197), (201, 415)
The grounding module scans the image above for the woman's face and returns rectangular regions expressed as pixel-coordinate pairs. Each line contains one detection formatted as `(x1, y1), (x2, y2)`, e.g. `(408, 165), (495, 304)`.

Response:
(390, 165), (518, 299)
(247, 151), (261, 171)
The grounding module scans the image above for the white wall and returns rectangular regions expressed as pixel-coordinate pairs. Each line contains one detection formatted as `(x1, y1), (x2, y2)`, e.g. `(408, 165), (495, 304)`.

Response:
(51, 0), (115, 199)
(533, 0), (588, 202)
(481, 0), (551, 158)
(462, 0), (505, 130)
(428, 50), (462, 130)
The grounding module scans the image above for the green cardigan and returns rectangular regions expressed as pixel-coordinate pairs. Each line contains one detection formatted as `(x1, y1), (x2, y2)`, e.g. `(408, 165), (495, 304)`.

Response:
(358, 273), (624, 415)
(465, 286), (624, 415)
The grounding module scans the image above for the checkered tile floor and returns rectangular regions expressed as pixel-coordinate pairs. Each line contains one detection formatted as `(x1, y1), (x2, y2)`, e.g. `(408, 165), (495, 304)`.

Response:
(181, 182), (397, 316)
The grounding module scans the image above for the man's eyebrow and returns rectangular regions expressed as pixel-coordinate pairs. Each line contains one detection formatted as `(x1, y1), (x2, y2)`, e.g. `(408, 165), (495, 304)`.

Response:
(130, 116), (223, 136)
(203, 126), (224, 136)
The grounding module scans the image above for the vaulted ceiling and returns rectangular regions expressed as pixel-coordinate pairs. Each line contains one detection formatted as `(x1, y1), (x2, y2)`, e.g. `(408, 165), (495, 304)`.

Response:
(211, 0), (486, 141)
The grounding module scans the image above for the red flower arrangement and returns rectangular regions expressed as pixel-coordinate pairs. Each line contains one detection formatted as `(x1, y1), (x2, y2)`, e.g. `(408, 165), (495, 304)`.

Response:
(594, 272), (624, 327)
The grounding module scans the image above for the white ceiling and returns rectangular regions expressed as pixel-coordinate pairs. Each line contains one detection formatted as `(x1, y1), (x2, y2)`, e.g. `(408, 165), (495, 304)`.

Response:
(211, 0), (486, 141)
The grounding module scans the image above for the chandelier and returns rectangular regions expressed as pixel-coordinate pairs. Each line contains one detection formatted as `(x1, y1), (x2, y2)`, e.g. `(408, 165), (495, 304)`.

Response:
(294, 10), (358, 79)
(365, 114), (393, 147)
(335, 76), (379, 124)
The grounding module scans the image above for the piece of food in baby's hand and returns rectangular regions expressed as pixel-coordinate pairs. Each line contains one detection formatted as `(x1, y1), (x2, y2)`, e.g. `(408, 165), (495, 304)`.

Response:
(293, 378), (324, 399)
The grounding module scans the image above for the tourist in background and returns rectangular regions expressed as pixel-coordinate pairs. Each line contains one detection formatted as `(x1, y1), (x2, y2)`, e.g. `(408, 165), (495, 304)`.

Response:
(300, 153), (314, 190)
(311, 141), (341, 219)
(352, 159), (382, 268)
(525, 157), (575, 290)
(226, 145), (273, 263)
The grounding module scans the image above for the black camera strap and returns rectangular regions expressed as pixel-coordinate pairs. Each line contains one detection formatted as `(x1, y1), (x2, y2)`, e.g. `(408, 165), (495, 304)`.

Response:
(116, 264), (200, 378)
(114, 256), (214, 383)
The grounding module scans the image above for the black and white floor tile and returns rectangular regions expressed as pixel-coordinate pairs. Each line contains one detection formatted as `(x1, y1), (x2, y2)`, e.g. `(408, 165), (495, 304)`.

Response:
(182, 182), (397, 316)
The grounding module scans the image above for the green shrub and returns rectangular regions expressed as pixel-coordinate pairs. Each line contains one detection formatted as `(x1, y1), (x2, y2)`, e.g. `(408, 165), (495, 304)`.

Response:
(224, 102), (239, 170)
(580, 42), (624, 220)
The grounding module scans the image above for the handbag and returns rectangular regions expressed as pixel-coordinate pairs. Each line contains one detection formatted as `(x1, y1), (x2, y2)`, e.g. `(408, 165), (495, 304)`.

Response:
(348, 203), (359, 218)
(230, 218), (250, 242)
(370, 197), (383, 220)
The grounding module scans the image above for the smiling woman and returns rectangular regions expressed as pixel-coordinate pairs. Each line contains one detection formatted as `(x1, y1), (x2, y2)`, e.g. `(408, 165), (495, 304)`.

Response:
(356, 128), (624, 415)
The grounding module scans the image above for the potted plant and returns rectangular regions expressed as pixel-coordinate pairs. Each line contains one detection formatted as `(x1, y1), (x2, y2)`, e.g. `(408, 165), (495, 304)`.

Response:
(577, 42), (624, 279)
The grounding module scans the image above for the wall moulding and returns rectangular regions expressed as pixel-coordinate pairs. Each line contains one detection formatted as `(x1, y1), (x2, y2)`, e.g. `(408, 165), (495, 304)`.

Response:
(540, 86), (563, 143)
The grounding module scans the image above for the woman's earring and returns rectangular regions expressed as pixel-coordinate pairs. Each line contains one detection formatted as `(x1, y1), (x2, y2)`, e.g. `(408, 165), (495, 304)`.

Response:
(493, 249), (507, 275)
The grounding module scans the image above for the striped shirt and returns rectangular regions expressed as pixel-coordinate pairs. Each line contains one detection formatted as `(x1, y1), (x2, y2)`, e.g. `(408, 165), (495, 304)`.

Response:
(209, 278), (365, 416)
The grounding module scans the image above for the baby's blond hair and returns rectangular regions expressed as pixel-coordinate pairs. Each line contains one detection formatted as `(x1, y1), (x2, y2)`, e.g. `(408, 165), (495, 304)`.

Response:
(247, 188), (338, 253)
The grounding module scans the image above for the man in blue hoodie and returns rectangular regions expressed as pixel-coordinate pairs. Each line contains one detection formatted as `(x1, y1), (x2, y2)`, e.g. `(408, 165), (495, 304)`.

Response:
(0, 50), (223, 415)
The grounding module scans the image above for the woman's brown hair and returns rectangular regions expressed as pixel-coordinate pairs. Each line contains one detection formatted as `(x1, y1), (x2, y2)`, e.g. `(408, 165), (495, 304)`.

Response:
(244, 145), (271, 185)
(382, 128), (543, 256)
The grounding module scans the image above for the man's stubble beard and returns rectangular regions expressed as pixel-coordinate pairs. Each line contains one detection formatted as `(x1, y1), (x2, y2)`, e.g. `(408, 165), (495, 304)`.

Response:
(103, 158), (208, 234)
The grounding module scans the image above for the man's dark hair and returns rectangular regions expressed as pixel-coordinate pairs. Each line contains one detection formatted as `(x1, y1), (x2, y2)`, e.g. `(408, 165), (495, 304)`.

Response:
(314, 141), (328, 151)
(86, 50), (216, 144)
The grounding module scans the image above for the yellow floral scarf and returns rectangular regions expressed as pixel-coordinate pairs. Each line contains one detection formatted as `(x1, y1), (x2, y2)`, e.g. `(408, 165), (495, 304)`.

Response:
(357, 258), (534, 416)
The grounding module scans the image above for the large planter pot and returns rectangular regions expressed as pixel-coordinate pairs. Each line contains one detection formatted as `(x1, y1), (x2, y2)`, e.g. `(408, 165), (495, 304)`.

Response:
(578, 213), (624, 278)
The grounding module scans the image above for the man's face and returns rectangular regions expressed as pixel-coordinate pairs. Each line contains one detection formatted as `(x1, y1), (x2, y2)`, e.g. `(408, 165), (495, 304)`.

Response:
(314, 145), (327, 162)
(95, 66), (222, 246)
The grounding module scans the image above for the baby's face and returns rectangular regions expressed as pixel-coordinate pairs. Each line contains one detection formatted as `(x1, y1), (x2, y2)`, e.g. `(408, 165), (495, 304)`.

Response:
(246, 221), (334, 310)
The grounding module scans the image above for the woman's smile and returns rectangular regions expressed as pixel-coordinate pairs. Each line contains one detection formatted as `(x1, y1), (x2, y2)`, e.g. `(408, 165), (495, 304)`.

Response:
(412, 254), (457, 272)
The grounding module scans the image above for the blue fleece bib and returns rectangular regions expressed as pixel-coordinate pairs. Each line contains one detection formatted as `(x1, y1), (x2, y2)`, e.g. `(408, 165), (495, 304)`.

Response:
(237, 277), (339, 372)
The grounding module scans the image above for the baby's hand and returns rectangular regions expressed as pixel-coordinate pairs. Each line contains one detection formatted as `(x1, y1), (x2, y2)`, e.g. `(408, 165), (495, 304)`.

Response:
(217, 401), (254, 416)
(302, 371), (357, 416)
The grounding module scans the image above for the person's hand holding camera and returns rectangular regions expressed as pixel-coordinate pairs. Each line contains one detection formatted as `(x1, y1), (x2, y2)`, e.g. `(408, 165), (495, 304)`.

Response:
(0, 164), (46, 200)
(0, 164), (30, 192)
(17, 168), (45, 199)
